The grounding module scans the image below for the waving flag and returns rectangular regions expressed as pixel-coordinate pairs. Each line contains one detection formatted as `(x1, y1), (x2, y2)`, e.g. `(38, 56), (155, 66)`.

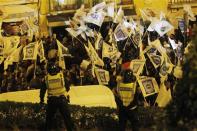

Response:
(102, 42), (114, 58)
(56, 40), (72, 69)
(4, 46), (22, 70)
(114, 6), (124, 23)
(160, 11), (166, 21)
(66, 28), (82, 38)
(159, 55), (174, 77)
(156, 83), (172, 107)
(73, 5), (86, 24)
(114, 23), (129, 41)
(85, 11), (105, 27)
(147, 53), (163, 69)
(138, 76), (159, 97)
(168, 37), (178, 49)
(130, 59), (145, 76)
(183, 4), (196, 21)
(107, 3), (115, 18)
(139, 9), (154, 22)
(23, 42), (38, 60)
(0, 17), (2, 37)
(3, 36), (20, 58)
(95, 67), (110, 85)
(154, 20), (174, 36)
(91, 2), (106, 12)
(37, 41), (46, 62)
(95, 33), (103, 50)
(85, 41), (104, 66)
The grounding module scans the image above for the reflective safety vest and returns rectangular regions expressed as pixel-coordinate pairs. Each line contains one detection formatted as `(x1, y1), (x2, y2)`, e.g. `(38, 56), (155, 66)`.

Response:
(118, 82), (136, 107)
(46, 72), (67, 97)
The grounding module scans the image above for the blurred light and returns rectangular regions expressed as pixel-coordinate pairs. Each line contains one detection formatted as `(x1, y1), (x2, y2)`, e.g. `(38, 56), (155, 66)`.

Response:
(57, 0), (64, 5)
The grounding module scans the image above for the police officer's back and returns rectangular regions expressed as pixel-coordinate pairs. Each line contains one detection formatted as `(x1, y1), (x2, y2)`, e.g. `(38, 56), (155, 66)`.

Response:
(116, 69), (139, 131)
(40, 62), (74, 131)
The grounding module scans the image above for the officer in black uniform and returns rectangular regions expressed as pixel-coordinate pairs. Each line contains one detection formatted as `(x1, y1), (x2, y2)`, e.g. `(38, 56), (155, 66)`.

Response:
(114, 69), (140, 131)
(40, 62), (74, 131)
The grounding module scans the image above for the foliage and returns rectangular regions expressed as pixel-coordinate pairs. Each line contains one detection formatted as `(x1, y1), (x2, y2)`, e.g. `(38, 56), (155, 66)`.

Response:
(167, 34), (197, 130)
(0, 102), (164, 130)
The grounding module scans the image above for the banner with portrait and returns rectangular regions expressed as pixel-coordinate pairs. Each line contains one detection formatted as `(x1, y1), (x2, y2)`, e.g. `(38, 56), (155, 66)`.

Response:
(130, 59), (145, 76)
(138, 76), (159, 97)
(147, 53), (163, 69)
(23, 42), (38, 60)
(95, 68), (110, 85)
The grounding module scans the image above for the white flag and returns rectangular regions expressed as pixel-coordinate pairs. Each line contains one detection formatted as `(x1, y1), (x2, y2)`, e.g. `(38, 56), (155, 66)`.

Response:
(154, 20), (174, 36)
(91, 2), (106, 12)
(123, 20), (135, 35)
(85, 11), (105, 27)
(107, 3), (115, 18)
(95, 67), (110, 85)
(168, 37), (178, 49)
(23, 42), (38, 60)
(114, 6), (124, 23)
(114, 23), (129, 41)
(66, 28), (82, 38)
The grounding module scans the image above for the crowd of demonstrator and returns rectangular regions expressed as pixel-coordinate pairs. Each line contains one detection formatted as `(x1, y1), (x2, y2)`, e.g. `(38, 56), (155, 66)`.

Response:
(0, 21), (196, 94)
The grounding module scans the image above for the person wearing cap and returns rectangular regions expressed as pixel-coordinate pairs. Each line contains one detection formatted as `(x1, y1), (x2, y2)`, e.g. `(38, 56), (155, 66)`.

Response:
(114, 69), (140, 131)
(40, 62), (75, 131)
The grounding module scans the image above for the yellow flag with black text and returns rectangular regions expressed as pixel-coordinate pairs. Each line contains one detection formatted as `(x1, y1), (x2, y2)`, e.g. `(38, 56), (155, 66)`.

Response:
(23, 42), (38, 60)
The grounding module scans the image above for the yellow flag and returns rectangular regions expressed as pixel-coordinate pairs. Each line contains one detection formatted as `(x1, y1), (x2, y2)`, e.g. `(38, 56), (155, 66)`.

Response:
(156, 83), (172, 107)
(3, 36), (20, 58)
(38, 41), (46, 62)
(4, 46), (22, 70)
(102, 42), (113, 58)
(138, 76), (159, 97)
(85, 40), (104, 67)
(95, 67), (110, 85)
(56, 40), (66, 69)
(130, 59), (145, 76)
(23, 42), (38, 60)
(147, 53), (163, 69)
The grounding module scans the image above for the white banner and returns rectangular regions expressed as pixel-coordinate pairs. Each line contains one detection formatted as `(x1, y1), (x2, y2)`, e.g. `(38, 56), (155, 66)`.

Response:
(85, 11), (105, 27)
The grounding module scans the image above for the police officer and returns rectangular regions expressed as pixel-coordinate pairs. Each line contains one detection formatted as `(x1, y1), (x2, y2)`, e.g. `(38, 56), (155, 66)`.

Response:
(114, 69), (139, 131)
(40, 62), (75, 131)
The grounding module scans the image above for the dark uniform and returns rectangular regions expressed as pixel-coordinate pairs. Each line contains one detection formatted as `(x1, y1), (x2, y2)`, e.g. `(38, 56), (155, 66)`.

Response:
(40, 63), (74, 131)
(115, 69), (139, 131)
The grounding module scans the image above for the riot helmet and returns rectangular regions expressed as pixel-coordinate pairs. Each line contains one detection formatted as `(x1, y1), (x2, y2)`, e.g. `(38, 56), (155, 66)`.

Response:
(123, 69), (136, 83)
(47, 62), (60, 75)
